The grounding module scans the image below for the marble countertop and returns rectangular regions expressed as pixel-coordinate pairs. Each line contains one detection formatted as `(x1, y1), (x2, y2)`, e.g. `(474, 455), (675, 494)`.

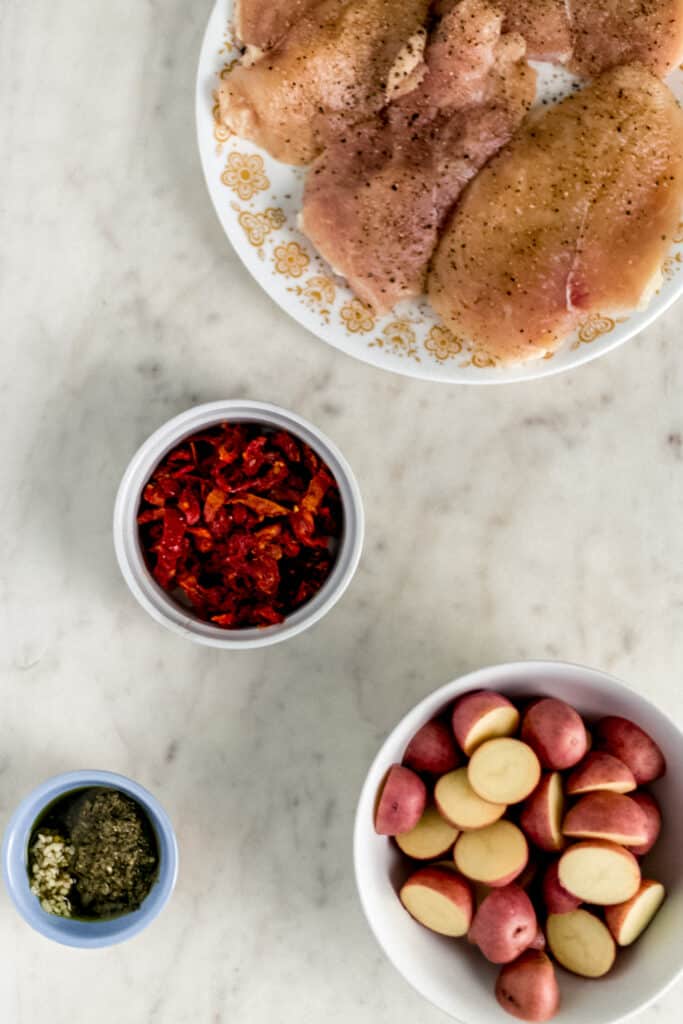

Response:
(2, 1), (683, 1021)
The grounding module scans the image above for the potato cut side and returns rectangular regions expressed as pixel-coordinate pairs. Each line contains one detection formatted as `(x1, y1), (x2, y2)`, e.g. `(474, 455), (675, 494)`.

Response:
(454, 819), (528, 886)
(400, 868), (472, 936)
(396, 805), (459, 860)
(435, 767), (506, 830)
(468, 738), (541, 804)
(605, 880), (665, 946)
(559, 840), (640, 905)
(457, 704), (520, 756)
(547, 910), (616, 978)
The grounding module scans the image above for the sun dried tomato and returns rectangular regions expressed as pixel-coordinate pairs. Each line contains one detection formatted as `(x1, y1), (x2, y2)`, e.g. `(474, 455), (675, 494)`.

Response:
(242, 436), (268, 476)
(153, 508), (187, 587)
(204, 488), (226, 524)
(143, 482), (167, 507)
(178, 488), (200, 526)
(137, 421), (343, 629)
(272, 430), (301, 463)
(228, 494), (289, 518)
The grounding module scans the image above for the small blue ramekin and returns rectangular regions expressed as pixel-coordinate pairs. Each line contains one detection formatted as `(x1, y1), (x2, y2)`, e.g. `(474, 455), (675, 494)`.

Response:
(1, 770), (178, 948)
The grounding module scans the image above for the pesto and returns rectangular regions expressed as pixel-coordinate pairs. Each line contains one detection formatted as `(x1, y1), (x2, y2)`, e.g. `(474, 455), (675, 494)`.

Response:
(29, 787), (158, 920)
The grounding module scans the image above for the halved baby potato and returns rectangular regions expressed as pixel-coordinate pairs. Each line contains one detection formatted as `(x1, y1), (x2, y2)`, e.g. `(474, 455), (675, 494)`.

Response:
(455, 819), (528, 887)
(435, 767), (506, 830)
(547, 910), (616, 978)
(396, 805), (459, 860)
(468, 738), (541, 805)
(558, 839), (641, 905)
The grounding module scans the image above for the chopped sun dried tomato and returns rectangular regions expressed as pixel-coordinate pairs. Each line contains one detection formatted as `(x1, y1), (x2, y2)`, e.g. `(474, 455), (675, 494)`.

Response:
(178, 488), (200, 526)
(137, 421), (342, 629)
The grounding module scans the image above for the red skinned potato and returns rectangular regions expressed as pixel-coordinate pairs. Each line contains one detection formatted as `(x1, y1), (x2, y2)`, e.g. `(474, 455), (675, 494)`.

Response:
(468, 884), (537, 963)
(566, 751), (636, 795)
(558, 839), (641, 904)
(496, 951), (560, 1022)
(520, 773), (564, 852)
(516, 857), (540, 892)
(455, 819), (528, 887)
(562, 791), (648, 846)
(451, 690), (520, 756)
(605, 879), (665, 946)
(542, 861), (581, 914)
(594, 716), (666, 784)
(395, 805), (459, 860)
(521, 698), (587, 770)
(403, 719), (459, 775)
(528, 927), (546, 951)
(374, 764), (426, 836)
(629, 791), (662, 856)
(400, 865), (473, 936)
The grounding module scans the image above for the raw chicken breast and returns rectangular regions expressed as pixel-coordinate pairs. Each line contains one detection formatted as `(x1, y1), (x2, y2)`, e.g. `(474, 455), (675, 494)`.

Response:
(570, 0), (683, 78)
(496, 0), (572, 62)
(301, 0), (535, 313)
(234, 0), (322, 52)
(493, 0), (683, 77)
(428, 65), (683, 363)
(219, 0), (430, 165)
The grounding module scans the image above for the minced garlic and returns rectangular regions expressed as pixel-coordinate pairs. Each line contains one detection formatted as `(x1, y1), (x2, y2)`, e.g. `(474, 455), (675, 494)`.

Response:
(30, 830), (75, 917)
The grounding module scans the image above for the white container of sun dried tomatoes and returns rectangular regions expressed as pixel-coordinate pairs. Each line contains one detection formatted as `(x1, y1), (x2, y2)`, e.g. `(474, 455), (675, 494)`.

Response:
(113, 400), (364, 649)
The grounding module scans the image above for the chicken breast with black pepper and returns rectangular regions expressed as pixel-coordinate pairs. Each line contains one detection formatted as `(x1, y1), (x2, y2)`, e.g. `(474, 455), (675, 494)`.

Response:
(301, 0), (535, 312)
(428, 64), (683, 363)
(494, 0), (572, 62)
(219, 0), (430, 165)
(492, 0), (683, 76)
(234, 0), (323, 52)
(569, 0), (683, 78)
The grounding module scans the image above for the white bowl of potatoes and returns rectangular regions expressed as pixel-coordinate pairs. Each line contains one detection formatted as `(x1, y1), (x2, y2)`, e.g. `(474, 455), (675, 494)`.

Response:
(353, 661), (683, 1024)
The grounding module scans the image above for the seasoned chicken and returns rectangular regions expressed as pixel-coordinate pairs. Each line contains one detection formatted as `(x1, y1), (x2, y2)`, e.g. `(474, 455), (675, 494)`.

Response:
(493, 0), (572, 62)
(234, 0), (322, 52)
(493, 0), (683, 76)
(428, 65), (683, 364)
(219, 0), (430, 165)
(301, 0), (535, 313)
(570, 0), (683, 78)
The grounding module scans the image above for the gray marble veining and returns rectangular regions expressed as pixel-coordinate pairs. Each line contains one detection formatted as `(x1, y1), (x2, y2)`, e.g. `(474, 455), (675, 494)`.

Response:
(1, 1), (682, 1021)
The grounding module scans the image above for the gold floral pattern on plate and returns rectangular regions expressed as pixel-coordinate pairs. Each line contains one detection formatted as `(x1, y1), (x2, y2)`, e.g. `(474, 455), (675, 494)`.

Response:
(220, 21), (237, 54)
(571, 313), (626, 349)
(237, 207), (286, 250)
(273, 241), (310, 278)
(221, 152), (270, 201)
(370, 319), (420, 361)
(288, 276), (336, 322)
(662, 252), (683, 280)
(340, 299), (376, 335)
(424, 324), (464, 362)
(212, 95), (232, 153)
(468, 351), (498, 368)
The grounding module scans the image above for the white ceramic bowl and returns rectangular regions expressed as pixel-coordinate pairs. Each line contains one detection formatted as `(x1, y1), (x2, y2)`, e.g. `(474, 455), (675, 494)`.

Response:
(354, 661), (683, 1024)
(114, 400), (363, 648)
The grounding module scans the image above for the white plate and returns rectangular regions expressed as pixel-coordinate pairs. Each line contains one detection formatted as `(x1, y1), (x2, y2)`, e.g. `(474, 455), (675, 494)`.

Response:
(196, 0), (683, 383)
